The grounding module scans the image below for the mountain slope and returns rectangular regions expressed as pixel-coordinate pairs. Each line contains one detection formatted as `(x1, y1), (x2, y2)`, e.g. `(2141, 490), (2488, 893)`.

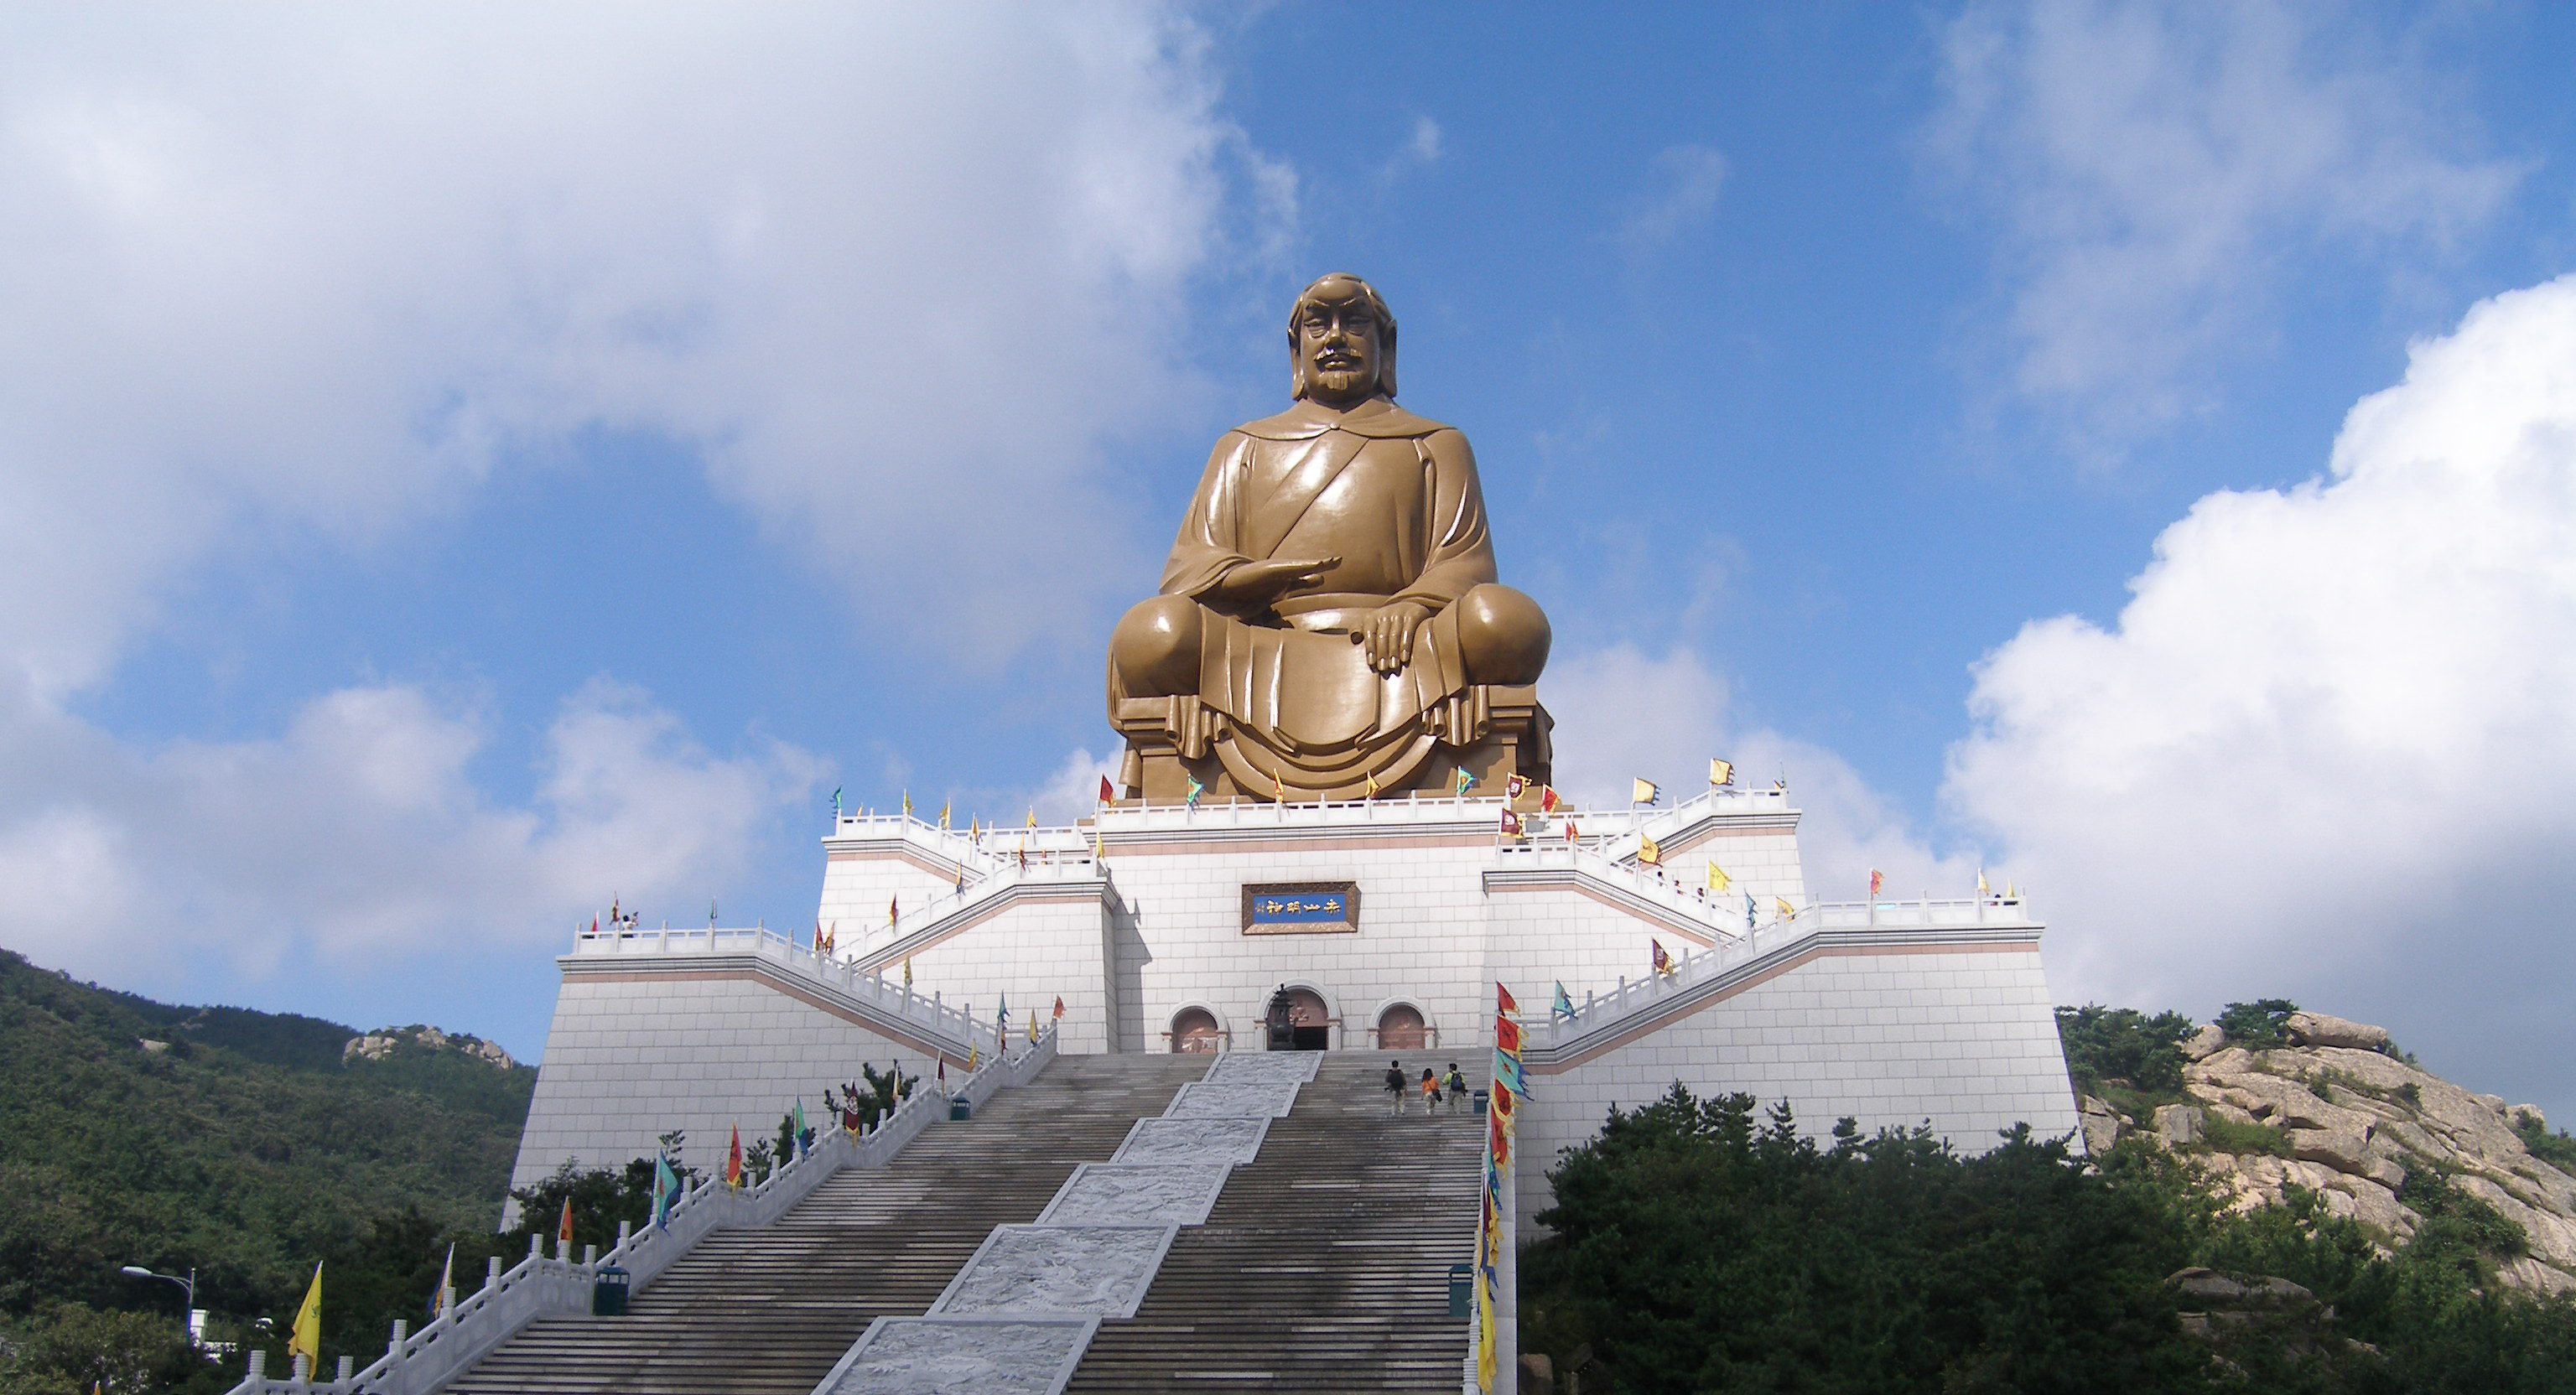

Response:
(0, 950), (533, 1323)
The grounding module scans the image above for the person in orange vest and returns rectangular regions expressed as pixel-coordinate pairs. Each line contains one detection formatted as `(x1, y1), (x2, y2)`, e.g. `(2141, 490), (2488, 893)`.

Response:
(1419, 1067), (1441, 1115)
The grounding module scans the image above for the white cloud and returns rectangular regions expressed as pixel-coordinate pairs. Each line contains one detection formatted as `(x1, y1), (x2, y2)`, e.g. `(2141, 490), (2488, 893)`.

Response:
(1945, 274), (2576, 1104)
(1928, 0), (2518, 439)
(0, 5), (1265, 1003)
(1614, 144), (1727, 259)
(0, 3), (1270, 697)
(0, 675), (817, 992)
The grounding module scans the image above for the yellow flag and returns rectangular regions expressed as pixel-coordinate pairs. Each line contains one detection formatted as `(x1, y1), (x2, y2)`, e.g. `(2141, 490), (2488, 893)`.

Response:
(1364, 770), (1379, 797)
(1706, 863), (1731, 893)
(1631, 777), (1658, 804)
(902, 957), (912, 987)
(901, 791), (912, 819)
(938, 801), (950, 830)
(1976, 867), (1990, 895)
(1027, 1013), (1038, 1045)
(1026, 806), (1036, 828)
(1093, 827), (1105, 862)
(1475, 1267), (1497, 1391)
(288, 1262), (323, 1366)
(1776, 896), (1797, 920)
(1637, 834), (1662, 867)
(967, 1042), (978, 1071)
(1709, 758), (1733, 787)
(2007, 880), (2018, 900)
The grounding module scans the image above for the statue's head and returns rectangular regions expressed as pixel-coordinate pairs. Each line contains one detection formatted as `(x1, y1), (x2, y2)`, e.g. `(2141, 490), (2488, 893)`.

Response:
(1288, 272), (1396, 404)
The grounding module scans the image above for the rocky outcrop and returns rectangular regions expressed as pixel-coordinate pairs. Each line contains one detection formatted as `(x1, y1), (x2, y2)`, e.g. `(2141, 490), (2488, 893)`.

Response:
(2091, 1016), (2576, 1294)
(344, 1024), (517, 1071)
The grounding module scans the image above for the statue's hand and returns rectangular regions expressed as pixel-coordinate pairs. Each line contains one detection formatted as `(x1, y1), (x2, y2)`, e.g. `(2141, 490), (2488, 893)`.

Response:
(1213, 557), (1340, 606)
(1361, 600), (1432, 674)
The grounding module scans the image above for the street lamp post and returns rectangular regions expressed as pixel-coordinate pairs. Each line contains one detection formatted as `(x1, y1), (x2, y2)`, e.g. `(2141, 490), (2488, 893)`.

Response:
(119, 1264), (200, 1344)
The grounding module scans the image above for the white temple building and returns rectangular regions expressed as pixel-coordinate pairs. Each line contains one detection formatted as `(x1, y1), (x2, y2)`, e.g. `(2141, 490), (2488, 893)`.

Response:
(510, 784), (2080, 1221)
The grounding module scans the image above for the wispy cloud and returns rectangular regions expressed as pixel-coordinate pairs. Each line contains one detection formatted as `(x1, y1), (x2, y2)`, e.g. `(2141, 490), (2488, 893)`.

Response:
(1925, 0), (2519, 449)
(1614, 144), (1728, 261)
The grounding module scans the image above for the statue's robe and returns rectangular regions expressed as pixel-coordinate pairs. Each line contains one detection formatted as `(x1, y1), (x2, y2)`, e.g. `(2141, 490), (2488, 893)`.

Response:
(1117, 396), (1510, 791)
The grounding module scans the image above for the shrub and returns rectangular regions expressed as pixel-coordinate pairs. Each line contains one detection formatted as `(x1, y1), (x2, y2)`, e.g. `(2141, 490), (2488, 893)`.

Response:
(2514, 1113), (2576, 1178)
(2058, 1003), (2197, 1095)
(2217, 998), (2299, 1048)
(2199, 1114), (2295, 1157)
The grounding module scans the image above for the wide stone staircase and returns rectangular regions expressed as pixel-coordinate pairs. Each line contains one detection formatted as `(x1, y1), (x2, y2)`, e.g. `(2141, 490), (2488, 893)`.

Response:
(446, 1054), (1207, 1395)
(443, 1050), (1484, 1394)
(1062, 1051), (1488, 1395)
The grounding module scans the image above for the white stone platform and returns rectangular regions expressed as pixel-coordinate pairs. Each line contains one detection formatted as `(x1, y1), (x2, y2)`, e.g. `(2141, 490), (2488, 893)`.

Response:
(511, 786), (2083, 1223)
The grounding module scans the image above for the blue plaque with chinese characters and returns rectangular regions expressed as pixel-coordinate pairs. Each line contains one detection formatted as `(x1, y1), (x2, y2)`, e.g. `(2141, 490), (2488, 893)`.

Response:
(1241, 882), (1360, 934)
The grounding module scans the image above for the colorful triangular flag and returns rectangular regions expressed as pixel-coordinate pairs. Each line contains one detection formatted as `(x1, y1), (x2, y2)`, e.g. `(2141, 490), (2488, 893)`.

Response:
(1631, 777), (1659, 805)
(1551, 982), (1575, 1020)
(1097, 774), (1115, 805)
(725, 1125), (744, 1188)
(1497, 982), (1520, 1015)
(1651, 938), (1674, 975)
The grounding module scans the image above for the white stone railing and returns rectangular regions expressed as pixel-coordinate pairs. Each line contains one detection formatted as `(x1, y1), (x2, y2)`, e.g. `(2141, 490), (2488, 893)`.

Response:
(1524, 895), (2038, 1059)
(567, 921), (1001, 1061)
(1488, 843), (1762, 945)
(844, 848), (1109, 961)
(223, 1027), (1060, 1395)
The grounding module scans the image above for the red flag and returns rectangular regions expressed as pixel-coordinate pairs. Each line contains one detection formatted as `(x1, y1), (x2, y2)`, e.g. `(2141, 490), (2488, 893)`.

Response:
(1052, 996), (1065, 1020)
(556, 1196), (573, 1247)
(1494, 1015), (1523, 1054)
(725, 1125), (744, 1188)
(1869, 869), (1884, 895)
(1489, 1112), (1511, 1166)
(1496, 983), (1519, 1015)
(589, 914), (598, 935)
(1652, 939), (1674, 976)
(1098, 775), (1115, 804)
(1540, 785), (1561, 814)
(1505, 773), (1527, 800)
(1492, 1079), (1514, 1120)
(887, 894), (898, 926)
(1498, 810), (1521, 837)
(813, 920), (825, 952)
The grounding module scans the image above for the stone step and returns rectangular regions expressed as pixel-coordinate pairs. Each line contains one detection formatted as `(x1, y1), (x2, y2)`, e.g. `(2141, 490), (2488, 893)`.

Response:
(442, 1050), (1491, 1395)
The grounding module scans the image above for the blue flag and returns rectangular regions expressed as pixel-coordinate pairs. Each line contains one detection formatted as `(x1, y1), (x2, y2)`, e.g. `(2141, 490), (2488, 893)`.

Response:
(652, 1154), (679, 1229)
(1551, 981), (1576, 1020)
(1493, 1048), (1530, 1098)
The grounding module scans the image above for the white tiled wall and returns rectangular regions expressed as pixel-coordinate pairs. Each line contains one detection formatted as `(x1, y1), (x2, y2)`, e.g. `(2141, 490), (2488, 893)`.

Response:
(1512, 947), (2081, 1221)
(507, 973), (933, 1202)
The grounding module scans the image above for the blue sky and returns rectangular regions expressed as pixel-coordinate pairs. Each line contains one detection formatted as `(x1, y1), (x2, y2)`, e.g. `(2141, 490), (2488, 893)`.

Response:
(7, 3), (2576, 1120)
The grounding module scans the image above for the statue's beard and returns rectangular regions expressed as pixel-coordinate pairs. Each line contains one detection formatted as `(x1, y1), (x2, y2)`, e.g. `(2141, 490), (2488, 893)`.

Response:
(1309, 366), (1373, 399)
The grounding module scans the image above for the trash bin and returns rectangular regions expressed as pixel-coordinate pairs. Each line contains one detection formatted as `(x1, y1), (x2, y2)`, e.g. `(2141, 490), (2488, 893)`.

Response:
(1447, 1263), (1474, 1319)
(1472, 1090), (1489, 1118)
(591, 1267), (630, 1316)
(949, 1097), (973, 1122)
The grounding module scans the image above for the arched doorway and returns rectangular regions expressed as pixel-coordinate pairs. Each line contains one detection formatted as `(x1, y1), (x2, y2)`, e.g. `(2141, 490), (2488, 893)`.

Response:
(1171, 1007), (1222, 1053)
(1264, 986), (1334, 1050)
(1376, 1003), (1427, 1050)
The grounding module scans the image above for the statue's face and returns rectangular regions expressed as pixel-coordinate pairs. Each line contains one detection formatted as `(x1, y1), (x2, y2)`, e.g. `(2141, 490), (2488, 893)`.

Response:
(1296, 292), (1383, 404)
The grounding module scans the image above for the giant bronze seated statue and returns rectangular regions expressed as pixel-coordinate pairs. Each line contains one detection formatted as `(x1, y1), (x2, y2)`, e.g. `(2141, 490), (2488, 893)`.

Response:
(1108, 273), (1552, 803)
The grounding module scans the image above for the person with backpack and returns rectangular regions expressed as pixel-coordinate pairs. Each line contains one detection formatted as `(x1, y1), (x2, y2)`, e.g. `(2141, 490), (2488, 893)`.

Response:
(1384, 1059), (1408, 1113)
(1444, 1062), (1468, 1112)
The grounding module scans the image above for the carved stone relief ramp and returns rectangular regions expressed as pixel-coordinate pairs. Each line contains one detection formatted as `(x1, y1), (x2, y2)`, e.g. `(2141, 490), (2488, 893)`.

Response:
(813, 1054), (1304, 1394)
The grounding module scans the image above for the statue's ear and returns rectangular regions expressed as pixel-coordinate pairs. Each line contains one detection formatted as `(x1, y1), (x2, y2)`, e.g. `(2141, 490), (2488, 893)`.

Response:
(1289, 325), (1311, 400)
(1377, 324), (1396, 400)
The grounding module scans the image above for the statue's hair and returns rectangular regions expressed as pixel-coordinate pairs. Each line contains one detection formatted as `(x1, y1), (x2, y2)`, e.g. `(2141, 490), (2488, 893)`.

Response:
(1288, 273), (1397, 401)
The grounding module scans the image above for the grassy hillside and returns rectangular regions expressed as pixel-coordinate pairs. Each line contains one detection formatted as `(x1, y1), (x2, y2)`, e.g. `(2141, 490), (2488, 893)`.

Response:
(0, 950), (532, 1333)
